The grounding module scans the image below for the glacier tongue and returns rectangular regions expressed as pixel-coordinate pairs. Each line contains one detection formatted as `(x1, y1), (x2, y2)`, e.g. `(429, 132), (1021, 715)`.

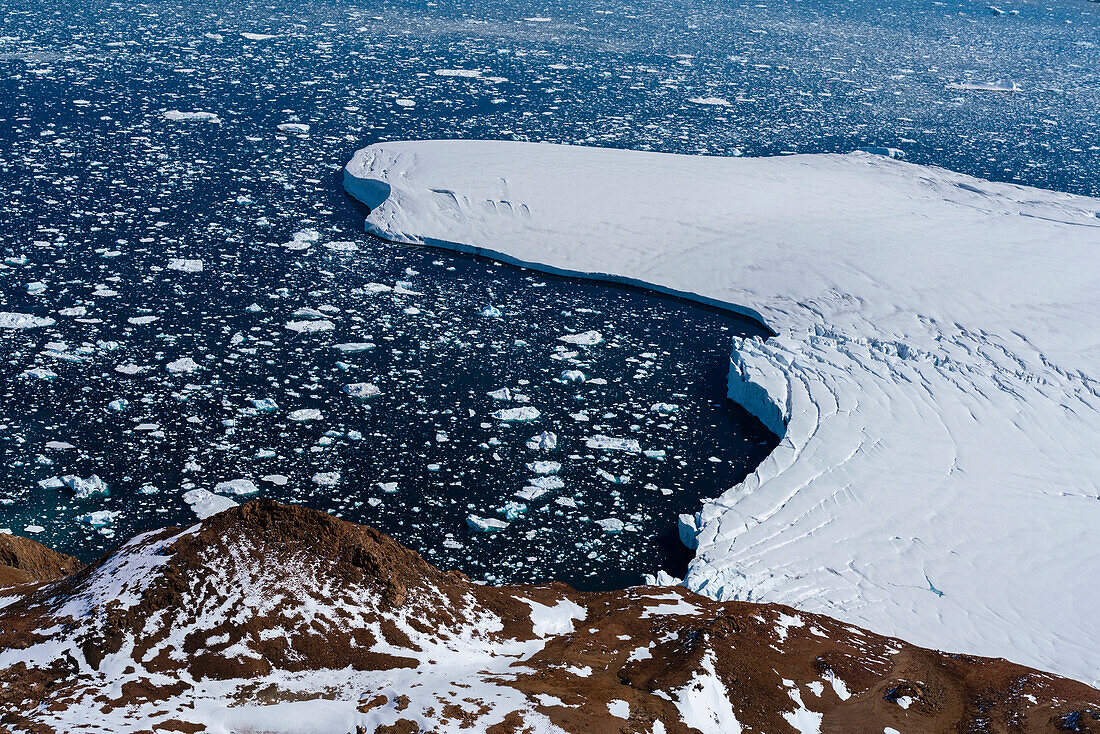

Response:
(345, 140), (1100, 685)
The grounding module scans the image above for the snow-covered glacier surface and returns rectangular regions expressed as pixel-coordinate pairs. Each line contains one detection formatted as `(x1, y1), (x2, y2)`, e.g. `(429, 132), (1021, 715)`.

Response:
(345, 140), (1100, 685)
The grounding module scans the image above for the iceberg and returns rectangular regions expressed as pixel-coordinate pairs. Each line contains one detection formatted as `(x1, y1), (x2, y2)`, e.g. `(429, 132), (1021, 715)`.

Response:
(213, 479), (259, 496)
(345, 140), (1100, 684)
(61, 474), (108, 499)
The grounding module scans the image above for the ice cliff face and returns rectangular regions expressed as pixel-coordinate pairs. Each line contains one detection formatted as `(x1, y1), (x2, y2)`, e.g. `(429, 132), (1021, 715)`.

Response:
(2, 500), (1097, 733)
(344, 140), (1100, 685)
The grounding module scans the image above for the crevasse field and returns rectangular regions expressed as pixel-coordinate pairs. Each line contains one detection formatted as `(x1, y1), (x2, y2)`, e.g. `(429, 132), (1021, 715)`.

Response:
(1, 0), (1097, 675)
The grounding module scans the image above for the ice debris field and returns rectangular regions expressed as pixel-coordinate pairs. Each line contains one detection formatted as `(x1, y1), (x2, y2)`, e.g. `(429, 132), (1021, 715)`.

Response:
(345, 140), (1100, 686)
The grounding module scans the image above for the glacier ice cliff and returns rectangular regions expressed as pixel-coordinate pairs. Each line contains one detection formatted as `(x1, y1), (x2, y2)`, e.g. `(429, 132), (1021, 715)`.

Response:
(345, 140), (1100, 685)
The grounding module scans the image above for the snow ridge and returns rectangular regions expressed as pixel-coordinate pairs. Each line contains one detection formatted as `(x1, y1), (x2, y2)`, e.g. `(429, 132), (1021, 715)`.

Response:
(344, 140), (1100, 685)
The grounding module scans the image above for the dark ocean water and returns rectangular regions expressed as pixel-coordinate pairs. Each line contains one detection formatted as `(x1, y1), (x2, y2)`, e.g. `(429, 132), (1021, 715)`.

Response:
(0, 0), (1095, 587)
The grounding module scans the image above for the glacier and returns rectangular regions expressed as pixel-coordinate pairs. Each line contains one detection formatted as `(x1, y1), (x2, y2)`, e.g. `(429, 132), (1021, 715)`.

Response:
(345, 140), (1100, 685)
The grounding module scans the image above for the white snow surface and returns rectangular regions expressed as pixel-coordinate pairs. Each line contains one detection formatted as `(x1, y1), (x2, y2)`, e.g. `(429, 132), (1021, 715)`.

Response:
(345, 140), (1100, 684)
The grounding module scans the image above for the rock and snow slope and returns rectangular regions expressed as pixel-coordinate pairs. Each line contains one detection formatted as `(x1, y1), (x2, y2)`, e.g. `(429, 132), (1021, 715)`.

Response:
(345, 141), (1100, 685)
(2, 500), (1097, 733)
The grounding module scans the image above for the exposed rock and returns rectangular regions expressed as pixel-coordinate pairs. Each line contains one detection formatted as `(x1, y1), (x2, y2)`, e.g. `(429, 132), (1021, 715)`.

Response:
(0, 533), (82, 588)
(0, 499), (1096, 733)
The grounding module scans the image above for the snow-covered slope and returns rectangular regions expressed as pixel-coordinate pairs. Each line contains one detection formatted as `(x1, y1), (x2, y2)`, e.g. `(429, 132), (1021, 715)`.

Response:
(345, 141), (1100, 685)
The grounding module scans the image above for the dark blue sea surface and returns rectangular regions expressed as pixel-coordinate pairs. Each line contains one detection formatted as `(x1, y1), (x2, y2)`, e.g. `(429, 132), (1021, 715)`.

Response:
(0, 0), (1096, 588)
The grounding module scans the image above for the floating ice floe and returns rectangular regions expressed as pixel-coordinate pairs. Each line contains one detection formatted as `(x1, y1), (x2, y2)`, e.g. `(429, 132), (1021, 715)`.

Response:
(491, 406), (541, 422)
(558, 330), (603, 345)
(167, 258), (203, 272)
(285, 319), (334, 332)
(183, 489), (237, 519)
(343, 382), (381, 398)
(466, 514), (509, 532)
(312, 472), (340, 486)
(526, 461), (561, 475)
(288, 408), (323, 421)
(946, 79), (1019, 92)
(276, 122), (310, 135)
(586, 435), (641, 452)
(165, 357), (201, 374)
(333, 342), (375, 352)
(480, 305), (502, 318)
(688, 96), (731, 106)
(0, 312), (55, 329)
(21, 367), (57, 380)
(162, 110), (220, 123)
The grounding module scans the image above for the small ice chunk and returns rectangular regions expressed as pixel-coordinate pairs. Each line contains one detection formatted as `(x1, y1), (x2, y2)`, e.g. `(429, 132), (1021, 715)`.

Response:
(377, 481), (398, 493)
(261, 474), (288, 486)
(487, 387), (513, 401)
(250, 398), (279, 411)
(561, 369), (586, 383)
(526, 431), (558, 450)
(480, 305), (502, 318)
(596, 518), (625, 533)
(651, 402), (679, 414)
(288, 408), (322, 421)
(312, 472), (340, 486)
(497, 501), (527, 521)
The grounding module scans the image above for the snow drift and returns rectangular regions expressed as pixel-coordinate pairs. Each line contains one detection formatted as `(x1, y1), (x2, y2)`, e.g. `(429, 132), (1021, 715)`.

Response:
(345, 140), (1100, 685)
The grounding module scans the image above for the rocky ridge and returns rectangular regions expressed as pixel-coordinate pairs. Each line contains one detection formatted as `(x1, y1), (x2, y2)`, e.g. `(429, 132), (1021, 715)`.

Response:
(0, 499), (1096, 733)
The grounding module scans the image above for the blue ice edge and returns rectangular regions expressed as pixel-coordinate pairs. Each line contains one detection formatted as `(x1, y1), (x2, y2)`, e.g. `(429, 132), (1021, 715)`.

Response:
(343, 166), (789, 556)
